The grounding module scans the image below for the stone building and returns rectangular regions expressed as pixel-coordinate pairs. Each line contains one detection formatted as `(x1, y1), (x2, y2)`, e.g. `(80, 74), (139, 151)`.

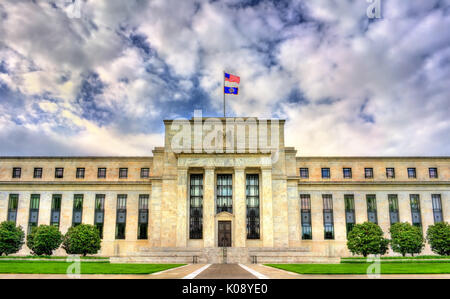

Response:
(0, 117), (448, 263)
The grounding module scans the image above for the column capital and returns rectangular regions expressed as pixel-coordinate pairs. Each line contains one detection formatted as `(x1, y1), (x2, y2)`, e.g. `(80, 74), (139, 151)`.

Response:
(177, 166), (188, 172)
(261, 166), (272, 171)
(204, 166), (215, 171)
(234, 166), (246, 172)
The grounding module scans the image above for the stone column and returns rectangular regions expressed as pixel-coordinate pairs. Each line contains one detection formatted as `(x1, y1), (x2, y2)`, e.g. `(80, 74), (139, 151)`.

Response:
(38, 191), (52, 226)
(203, 167), (215, 247)
(126, 192), (138, 241)
(83, 192), (95, 225)
(176, 167), (188, 247)
(234, 167), (246, 247)
(261, 167), (274, 247)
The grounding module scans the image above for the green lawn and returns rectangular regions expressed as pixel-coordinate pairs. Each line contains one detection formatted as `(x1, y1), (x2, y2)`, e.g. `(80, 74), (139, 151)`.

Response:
(266, 263), (450, 275)
(0, 256), (109, 260)
(0, 261), (184, 275)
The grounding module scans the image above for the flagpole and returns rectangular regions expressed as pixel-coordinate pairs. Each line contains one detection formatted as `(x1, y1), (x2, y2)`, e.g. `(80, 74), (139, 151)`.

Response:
(223, 71), (225, 118)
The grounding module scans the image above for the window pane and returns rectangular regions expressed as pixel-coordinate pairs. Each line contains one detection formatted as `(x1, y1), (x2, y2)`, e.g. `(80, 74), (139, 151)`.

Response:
(246, 174), (260, 239)
(217, 174), (232, 213)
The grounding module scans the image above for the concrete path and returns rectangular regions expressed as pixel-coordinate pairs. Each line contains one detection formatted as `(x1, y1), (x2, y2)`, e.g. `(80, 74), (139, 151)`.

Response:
(194, 264), (257, 279)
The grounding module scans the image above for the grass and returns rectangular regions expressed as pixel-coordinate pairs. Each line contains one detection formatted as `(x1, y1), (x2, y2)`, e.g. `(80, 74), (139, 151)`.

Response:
(342, 255), (450, 260)
(0, 255), (109, 260)
(266, 263), (450, 275)
(0, 261), (184, 275)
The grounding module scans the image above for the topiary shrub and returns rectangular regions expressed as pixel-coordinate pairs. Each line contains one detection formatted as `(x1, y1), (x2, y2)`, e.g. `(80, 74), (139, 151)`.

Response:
(26, 225), (63, 256)
(0, 221), (25, 256)
(347, 222), (389, 257)
(389, 222), (424, 257)
(62, 224), (101, 256)
(426, 222), (450, 256)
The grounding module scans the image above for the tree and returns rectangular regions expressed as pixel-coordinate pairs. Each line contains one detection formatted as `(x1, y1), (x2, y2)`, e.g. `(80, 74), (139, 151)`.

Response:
(26, 225), (63, 256)
(62, 224), (101, 256)
(347, 222), (389, 257)
(0, 221), (25, 256)
(426, 222), (450, 256)
(389, 222), (424, 257)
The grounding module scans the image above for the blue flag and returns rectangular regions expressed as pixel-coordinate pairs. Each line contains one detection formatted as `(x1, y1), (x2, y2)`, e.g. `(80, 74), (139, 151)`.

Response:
(224, 86), (238, 95)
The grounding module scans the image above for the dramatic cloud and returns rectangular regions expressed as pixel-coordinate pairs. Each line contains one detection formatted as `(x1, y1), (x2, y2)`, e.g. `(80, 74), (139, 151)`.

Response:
(0, 0), (449, 156)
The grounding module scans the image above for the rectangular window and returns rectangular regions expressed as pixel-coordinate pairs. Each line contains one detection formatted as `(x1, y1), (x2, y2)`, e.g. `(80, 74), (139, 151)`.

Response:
(410, 194), (422, 227)
(343, 168), (352, 179)
(429, 168), (438, 178)
(28, 194), (40, 234)
(115, 194), (127, 239)
(76, 168), (85, 179)
(300, 194), (312, 240)
(344, 195), (355, 236)
(33, 168), (42, 179)
(386, 168), (395, 178)
(94, 194), (105, 239)
(55, 167), (64, 178)
(140, 168), (150, 178)
(323, 194), (334, 240)
(98, 168), (106, 178)
(138, 194), (149, 240)
(364, 168), (374, 179)
(7, 194), (19, 223)
(72, 194), (83, 226)
(246, 174), (260, 239)
(432, 194), (443, 223)
(12, 167), (21, 178)
(299, 168), (309, 179)
(321, 168), (330, 179)
(388, 194), (399, 224)
(50, 194), (62, 227)
(366, 194), (378, 224)
(119, 168), (128, 178)
(217, 174), (232, 213)
(407, 168), (416, 178)
(190, 174), (203, 239)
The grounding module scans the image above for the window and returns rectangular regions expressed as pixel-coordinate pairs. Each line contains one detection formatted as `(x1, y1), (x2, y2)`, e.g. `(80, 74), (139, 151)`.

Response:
(119, 168), (128, 179)
(410, 194), (421, 227)
(300, 194), (312, 240)
(12, 167), (21, 178)
(115, 195), (127, 239)
(364, 168), (373, 179)
(138, 194), (149, 239)
(33, 168), (42, 179)
(321, 168), (330, 179)
(366, 195), (378, 224)
(344, 195), (355, 236)
(343, 168), (352, 179)
(7, 194), (19, 223)
(386, 168), (395, 178)
(407, 168), (416, 178)
(429, 168), (438, 178)
(28, 194), (40, 234)
(388, 194), (399, 224)
(322, 194), (334, 240)
(140, 168), (150, 178)
(55, 167), (64, 178)
(94, 194), (105, 239)
(98, 168), (106, 178)
(50, 194), (62, 227)
(217, 174), (232, 213)
(190, 174), (203, 239)
(432, 194), (443, 223)
(299, 168), (309, 179)
(76, 168), (85, 179)
(72, 194), (83, 226)
(246, 174), (260, 239)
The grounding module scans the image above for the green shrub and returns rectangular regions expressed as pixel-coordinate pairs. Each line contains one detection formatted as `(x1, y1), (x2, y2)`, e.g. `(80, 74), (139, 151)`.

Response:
(426, 222), (450, 256)
(0, 221), (25, 256)
(62, 224), (101, 256)
(347, 222), (389, 257)
(26, 225), (63, 256)
(390, 222), (424, 257)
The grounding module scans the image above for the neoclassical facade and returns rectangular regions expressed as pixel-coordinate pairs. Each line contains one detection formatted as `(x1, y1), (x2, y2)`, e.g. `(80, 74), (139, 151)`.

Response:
(0, 117), (448, 263)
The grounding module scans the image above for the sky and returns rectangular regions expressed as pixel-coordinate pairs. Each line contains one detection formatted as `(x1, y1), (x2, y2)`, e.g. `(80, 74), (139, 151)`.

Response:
(0, 0), (449, 156)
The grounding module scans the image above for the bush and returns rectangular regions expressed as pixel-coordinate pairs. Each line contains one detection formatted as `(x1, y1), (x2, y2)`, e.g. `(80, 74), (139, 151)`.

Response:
(390, 222), (424, 257)
(0, 221), (25, 256)
(62, 224), (101, 256)
(426, 222), (450, 256)
(347, 222), (389, 257)
(26, 225), (63, 256)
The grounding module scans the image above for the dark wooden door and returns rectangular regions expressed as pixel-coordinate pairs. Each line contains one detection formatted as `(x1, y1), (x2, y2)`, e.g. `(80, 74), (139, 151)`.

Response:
(218, 221), (231, 247)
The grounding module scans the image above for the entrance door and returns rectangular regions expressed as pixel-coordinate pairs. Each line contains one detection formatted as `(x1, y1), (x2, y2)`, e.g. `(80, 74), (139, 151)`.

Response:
(218, 221), (232, 247)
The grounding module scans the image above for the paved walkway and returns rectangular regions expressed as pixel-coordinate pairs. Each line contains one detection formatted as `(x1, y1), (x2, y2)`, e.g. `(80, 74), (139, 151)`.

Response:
(195, 264), (257, 279)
